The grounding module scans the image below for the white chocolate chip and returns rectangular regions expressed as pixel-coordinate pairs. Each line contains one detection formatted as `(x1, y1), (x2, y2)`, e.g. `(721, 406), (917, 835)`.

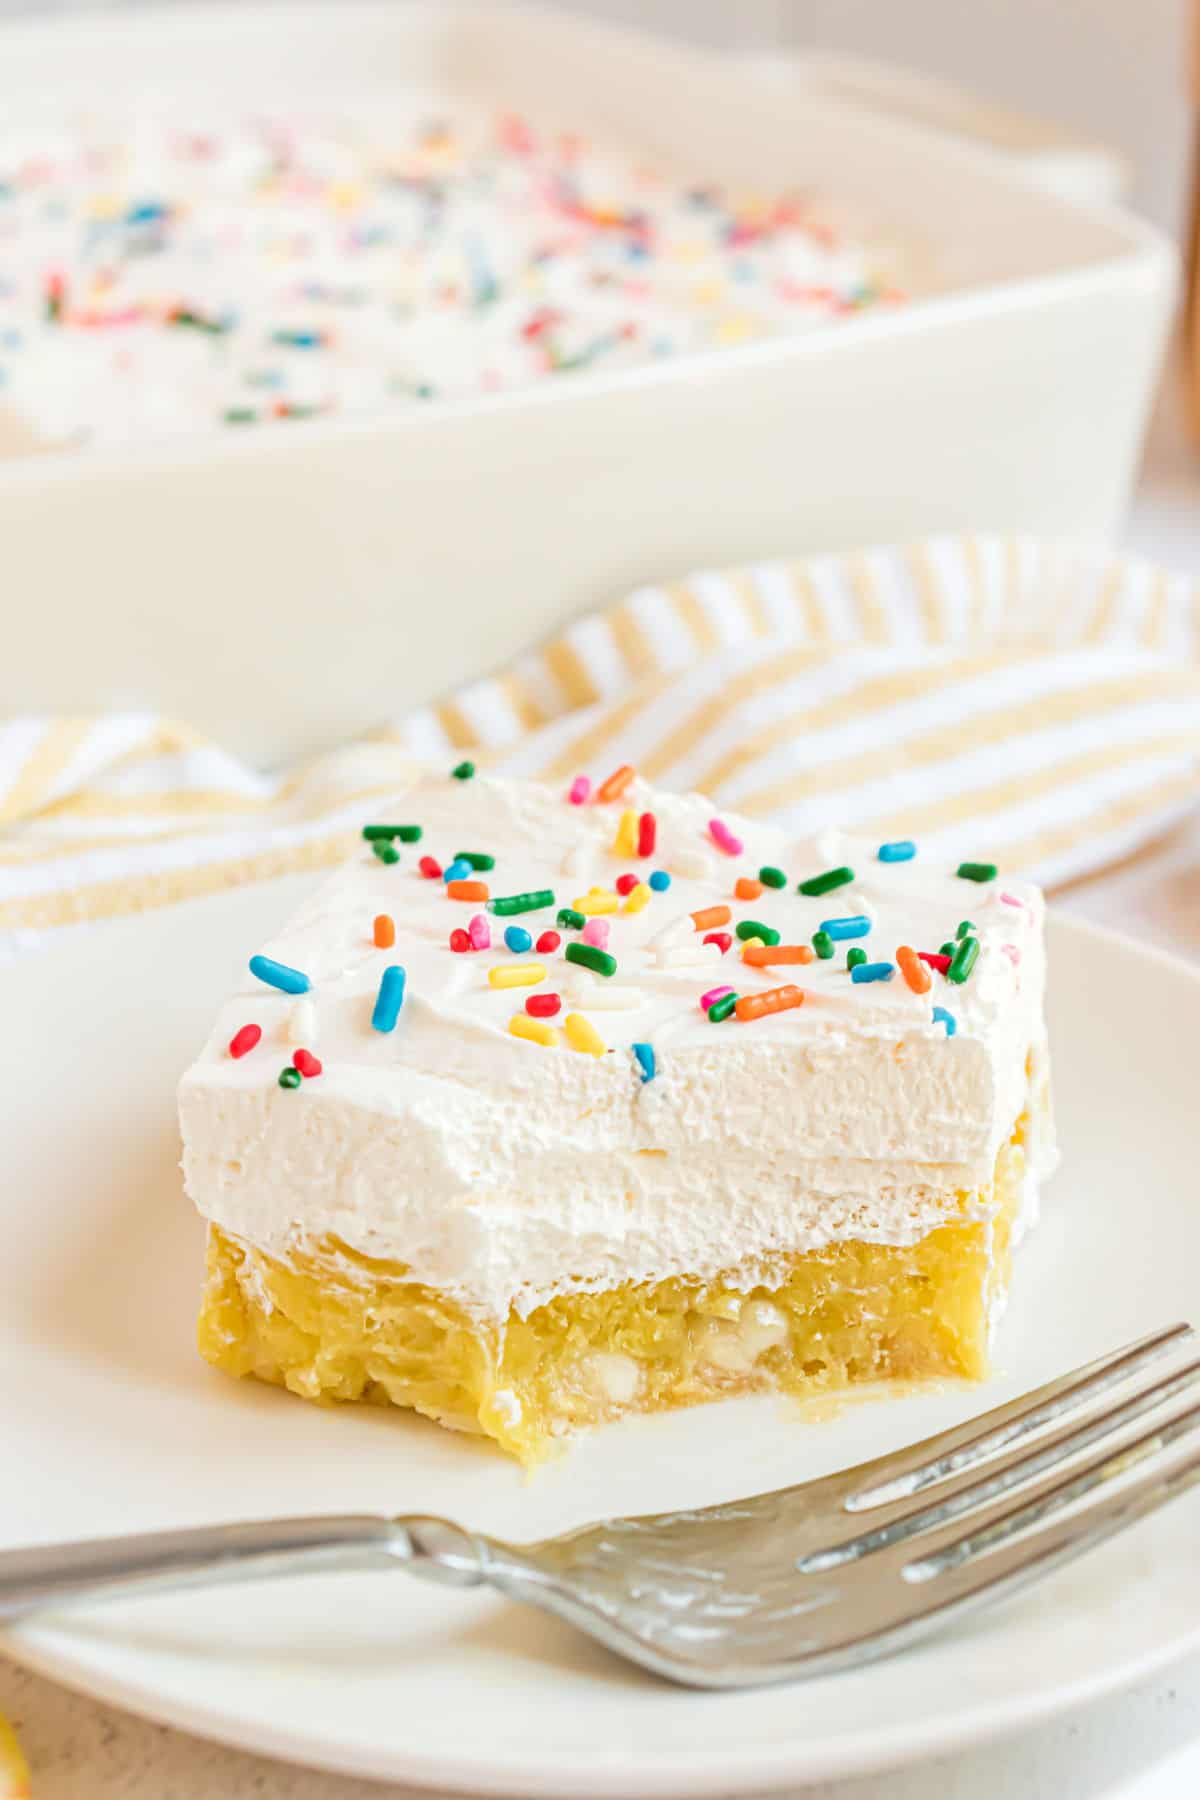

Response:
(588, 1352), (640, 1406)
(490, 1389), (523, 1427)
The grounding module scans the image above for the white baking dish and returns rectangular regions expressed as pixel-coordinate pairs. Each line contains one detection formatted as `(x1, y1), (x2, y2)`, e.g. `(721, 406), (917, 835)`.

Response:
(0, 0), (1176, 764)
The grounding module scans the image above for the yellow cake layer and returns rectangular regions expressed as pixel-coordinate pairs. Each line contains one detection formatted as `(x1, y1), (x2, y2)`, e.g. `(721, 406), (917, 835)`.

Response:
(198, 1117), (1029, 1464)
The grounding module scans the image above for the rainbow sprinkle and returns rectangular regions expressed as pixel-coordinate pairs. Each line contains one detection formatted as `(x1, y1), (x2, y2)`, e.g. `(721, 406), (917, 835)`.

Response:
(371, 965), (407, 1031)
(851, 961), (895, 984)
(249, 954), (310, 995)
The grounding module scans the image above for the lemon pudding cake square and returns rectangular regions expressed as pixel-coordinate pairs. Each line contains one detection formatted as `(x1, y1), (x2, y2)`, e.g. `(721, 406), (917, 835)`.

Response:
(179, 762), (1055, 1464)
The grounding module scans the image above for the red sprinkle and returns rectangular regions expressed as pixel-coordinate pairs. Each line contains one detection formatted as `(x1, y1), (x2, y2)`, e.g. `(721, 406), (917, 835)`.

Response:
(703, 932), (733, 953)
(228, 1023), (262, 1060)
(526, 992), (562, 1018)
(535, 930), (561, 954)
(292, 1048), (323, 1079)
(449, 928), (472, 953)
(615, 873), (640, 896)
(419, 855), (443, 879)
(637, 812), (657, 857)
(918, 951), (952, 973)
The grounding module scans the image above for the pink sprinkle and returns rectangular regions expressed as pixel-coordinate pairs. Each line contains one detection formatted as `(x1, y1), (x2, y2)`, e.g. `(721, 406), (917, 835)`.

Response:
(709, 818), (743, 857)
(569, 775), (591, 805)
(615, 872), (639, 895)
(999, 892), (1025, 909)
(703, 932), (732, 953)
(582, 919), (610, 949)
(701, 984), (734, 1010)
(1002, 944), (1022, 965)
(468, 913), (491, 951)
(918, 952), (952, 973)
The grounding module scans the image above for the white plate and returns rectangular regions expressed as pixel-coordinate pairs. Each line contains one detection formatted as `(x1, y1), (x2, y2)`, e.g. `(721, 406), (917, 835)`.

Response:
(1, 879), (1197, 1796)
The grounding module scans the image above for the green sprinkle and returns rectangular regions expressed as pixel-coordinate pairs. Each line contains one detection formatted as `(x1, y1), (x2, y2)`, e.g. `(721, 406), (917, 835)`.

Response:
(735, 919), (780, 945)
(278, 1066), (302, 1089)
(956, 919), (975, 940)
(223, 406), (257, 424)
(813, 930), (835, 960)
(758, 866), (787, 889)
(488, 889), (555, 917)
(557, 907), (586, 930)
(565, 942), (617, 978)
(847, 947), (868, 969)
(455, 850), (495, 870)
(362, 824), (422, 843)
(708, 992), (738, 1022)
(957, 861), (997, 883)
(371, 840), (400, 864)
(798, 866), (855, 898)
(451, 760), (475, 780)
(939, 941), (957, 958)
(948, 936), (981, 984)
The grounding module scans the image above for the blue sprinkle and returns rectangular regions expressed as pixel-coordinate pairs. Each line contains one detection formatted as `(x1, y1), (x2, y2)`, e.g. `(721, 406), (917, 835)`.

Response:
(932, 1006), (957, 1037)
(878, 840), (916, 863)
(820, 914), (871, 941)
(248, 954), (310, 995)
(648, 870), (671, 891)
(851, 961), (895, 984)
(443, 857), (473, 883)
(371, 965), (407, 1033)
(504, 925), (533, 954)
(125, 200), (168, 225)
(632, 1043), (656, 1084)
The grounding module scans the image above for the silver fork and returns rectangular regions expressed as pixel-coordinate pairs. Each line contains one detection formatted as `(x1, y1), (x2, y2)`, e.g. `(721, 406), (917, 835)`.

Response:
(3, 1323), (1199, 1689)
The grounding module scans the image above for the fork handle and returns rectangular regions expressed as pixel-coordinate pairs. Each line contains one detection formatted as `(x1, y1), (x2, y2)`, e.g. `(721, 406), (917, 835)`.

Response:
(0, 1513), (490, 1620)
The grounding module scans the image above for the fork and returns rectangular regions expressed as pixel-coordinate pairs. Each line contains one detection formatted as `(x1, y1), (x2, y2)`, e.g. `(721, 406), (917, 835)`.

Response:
(3, 1323), (1199, 1689)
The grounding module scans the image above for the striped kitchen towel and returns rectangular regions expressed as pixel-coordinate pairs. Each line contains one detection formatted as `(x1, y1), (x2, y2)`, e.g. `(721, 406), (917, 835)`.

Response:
(1, 534), (1197, 954)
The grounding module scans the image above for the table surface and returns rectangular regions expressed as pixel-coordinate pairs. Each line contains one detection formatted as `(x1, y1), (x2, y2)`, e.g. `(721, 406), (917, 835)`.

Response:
(4, 394), (1199, 1799)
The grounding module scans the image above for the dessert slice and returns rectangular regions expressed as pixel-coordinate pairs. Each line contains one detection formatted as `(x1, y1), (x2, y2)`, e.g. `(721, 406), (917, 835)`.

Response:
(180, 764), (1055, 1464)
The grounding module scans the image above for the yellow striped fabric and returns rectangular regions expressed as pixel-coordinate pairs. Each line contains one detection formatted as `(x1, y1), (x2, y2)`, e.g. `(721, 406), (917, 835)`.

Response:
(2, 535), (1198, 948)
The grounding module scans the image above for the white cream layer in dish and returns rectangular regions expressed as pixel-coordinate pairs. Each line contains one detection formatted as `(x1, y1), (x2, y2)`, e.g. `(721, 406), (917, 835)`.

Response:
(178, 764), (1055, 1323)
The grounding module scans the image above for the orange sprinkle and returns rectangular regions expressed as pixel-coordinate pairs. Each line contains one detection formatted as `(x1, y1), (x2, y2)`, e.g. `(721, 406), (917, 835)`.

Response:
(735, 984), (806, 1022)
(735, 877), (764, 901)
(595, 763), (636, 804)
(447, 879), (490, 902)
(373, 913), (395, 949)
(691, 904), (732, 931)
(742, 943), (814, 966)
(897, 944), (931, 994)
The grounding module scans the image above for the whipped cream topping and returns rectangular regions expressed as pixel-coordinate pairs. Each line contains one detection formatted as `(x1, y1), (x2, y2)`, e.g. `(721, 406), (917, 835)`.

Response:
(0, 102), (901, 448)
(179, 764), (1054, 1319)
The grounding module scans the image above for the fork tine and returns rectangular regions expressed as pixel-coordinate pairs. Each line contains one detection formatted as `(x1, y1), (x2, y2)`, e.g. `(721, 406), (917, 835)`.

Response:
(898, 1398), (1200, 1604)
(798, 1354), (1200, 1572)
(843, 1322), (1193, 1513)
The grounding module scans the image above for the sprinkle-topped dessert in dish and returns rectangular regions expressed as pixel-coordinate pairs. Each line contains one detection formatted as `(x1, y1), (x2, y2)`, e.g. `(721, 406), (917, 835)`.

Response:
(179, 764), (1055, 1464)
(0, 104), (902, 449)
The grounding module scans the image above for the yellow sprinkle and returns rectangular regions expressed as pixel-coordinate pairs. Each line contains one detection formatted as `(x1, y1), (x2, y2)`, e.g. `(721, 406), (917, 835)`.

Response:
(564, 1013), (607, 1057)
(489, 962), (547, 989)
(509, 1013), (559, 1048)
(622, 882), (652, 914)
(573, 891), (619, 915)
(740, 937), (765, 956)
(717, 315), (756, 344)
(612, 808), (639, 857)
